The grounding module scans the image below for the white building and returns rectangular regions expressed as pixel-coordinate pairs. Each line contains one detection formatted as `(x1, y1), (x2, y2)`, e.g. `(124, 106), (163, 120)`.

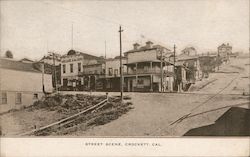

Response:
(0, 58), (53, 113)
(124, 41), (174, 92)
(40, 52), (61, 66)
(102, 56), (127, 91)
(60, 50), (101, 90)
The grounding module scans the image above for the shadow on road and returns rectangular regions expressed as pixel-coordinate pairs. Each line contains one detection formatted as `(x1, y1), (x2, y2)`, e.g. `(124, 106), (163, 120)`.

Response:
(184, 107), (250, 136)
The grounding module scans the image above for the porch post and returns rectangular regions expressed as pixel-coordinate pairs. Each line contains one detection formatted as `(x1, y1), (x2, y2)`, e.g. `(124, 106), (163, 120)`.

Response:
(150, 74), (153, 92)
(135, 63), (138, 91)
(94, 75), (96, 91)
(150, 62), (152, 72)
(88, 76), (91, 90)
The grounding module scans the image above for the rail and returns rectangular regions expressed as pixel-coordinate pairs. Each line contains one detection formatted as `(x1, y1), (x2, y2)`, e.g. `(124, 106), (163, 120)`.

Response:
(18, 98), (108, 136)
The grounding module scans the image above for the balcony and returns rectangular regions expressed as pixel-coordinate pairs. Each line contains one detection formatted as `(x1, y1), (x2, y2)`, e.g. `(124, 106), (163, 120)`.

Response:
(124, 68), (174, 76)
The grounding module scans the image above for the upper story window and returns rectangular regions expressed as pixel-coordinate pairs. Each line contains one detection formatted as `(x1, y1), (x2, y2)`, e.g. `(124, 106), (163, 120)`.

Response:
(78, 63), (81, 72)
(63, 64), (66, 73)
(108, 68), (113, 76)
(15, 93), (22, 104)
(70, 64), (73, 73)
(114, 69), (118, 76)
(1, 92), (7, 104)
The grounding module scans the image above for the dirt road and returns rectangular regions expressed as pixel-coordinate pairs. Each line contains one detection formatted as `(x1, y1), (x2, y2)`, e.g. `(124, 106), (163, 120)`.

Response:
(69, 58), (249, 136)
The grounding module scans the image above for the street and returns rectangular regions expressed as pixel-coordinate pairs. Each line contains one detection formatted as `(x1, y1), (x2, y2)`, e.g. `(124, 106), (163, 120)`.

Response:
(66, 57), (249, 136)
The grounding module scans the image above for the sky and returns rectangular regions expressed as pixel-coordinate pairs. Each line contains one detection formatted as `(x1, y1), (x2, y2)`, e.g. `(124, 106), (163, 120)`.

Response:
(0, 0), (249, 60)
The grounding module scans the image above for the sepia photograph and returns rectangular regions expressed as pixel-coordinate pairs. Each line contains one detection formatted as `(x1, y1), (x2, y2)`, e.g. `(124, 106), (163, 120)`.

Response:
(0, 0), (249, 156)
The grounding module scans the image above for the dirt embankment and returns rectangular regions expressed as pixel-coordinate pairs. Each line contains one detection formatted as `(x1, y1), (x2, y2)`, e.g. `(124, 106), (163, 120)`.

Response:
(0, 94), (133, 136)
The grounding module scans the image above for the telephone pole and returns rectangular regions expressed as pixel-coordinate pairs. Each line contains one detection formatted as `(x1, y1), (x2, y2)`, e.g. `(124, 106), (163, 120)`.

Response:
(160, 50), (163, 92)
(52, 53), (58, 93)
(174, 44), (176, 66)
(71, 23), (74, 49)
(173, 44), (176, 91)
(119, 26), (123, 102)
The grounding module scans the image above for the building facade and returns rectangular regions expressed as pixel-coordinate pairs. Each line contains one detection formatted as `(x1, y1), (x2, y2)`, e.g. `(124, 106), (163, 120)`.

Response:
(177, 54), (203, 84)
(78, 63), (105, 91)
(0, 58), (53, 113)
(102, 57), (127, 92)
(218, 43), (232, 63)
(39, 53), (62, 89)
(123, 41), (174, 92)
(60, 50), (101, 91)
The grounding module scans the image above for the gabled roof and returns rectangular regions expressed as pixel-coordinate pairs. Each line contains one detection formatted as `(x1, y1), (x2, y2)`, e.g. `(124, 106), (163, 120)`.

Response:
(0, 58), (42, 73)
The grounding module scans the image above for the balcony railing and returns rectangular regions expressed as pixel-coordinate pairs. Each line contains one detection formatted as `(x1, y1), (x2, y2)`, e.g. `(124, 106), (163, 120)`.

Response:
(124, 69), (163, 75)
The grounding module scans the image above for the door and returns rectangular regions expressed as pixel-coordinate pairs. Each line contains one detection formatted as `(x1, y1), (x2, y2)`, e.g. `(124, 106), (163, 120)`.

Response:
(129, 80), (133, 92)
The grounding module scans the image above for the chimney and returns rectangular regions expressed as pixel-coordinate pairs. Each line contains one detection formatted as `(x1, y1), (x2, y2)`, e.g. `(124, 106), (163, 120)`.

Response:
(146, 41), (153, 48)
(133, 43), (140, 50)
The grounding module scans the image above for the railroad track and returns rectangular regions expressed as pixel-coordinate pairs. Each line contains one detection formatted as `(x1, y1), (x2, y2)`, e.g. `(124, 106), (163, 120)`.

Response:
(19, 98), (108, 136)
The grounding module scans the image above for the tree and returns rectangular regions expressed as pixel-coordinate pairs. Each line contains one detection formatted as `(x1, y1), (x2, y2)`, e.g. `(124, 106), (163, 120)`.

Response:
(5, 50), (13, 58)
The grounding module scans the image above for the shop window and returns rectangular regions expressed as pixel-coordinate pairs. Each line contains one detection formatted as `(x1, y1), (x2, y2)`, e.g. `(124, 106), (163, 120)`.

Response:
(1, 92), (7, 104)
(137, 79), (144, 85)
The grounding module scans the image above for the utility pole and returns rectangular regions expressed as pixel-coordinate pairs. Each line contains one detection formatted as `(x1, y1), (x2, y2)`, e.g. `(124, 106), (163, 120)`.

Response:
(105, 41), (107, 76)
(42, 56), (45, 94)
(71, 23), (74, 49)
(52, 53), (58, 93)
(174, 44), (176, 66)
(217, 48), (220, 71)
(173, 44), (176, 92)
(119, 26), (123, 102)
(160, 49), (163, 92)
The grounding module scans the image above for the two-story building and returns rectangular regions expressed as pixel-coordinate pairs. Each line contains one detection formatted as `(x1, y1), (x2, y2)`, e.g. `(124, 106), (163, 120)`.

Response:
(218, 43), (232, 63)
(78, 62), (105, 91)
(123, 41), (174, 92)
(101, 56), (127, 92)
(0, 58), (53, 113)
(60, 49), (101, 91)
(39, 53), (62, 89)
(177, 54), (203, 84)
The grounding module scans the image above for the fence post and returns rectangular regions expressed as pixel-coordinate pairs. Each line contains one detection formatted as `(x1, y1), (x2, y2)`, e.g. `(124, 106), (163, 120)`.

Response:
(106, 92), (109, 102)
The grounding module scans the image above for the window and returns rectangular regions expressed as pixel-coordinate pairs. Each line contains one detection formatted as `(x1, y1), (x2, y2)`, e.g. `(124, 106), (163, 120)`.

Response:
(78, 63), (81, 72)
(15, 93), (22, 104)
(63, 64), (66, 73)
(1, 92), (7, 104)
(108, 68), (113, 76)
(137, 79), (144, 85)
(70, 64), (73, 73)
(33, 93), (38, 99)
(114, 69), (118, 76)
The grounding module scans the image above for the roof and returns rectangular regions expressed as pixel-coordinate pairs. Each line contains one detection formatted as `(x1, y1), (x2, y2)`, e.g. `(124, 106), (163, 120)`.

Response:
(177, 54), (199, 61)
(19, 58), (34, 63)
(124, 44), (171, 55)
(218, 43), (232, 48)
(61, 49), (101, 60)
(105, 57), (127, 62)
(0, 58), (42, 73)
(82, 63), (103, 67)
